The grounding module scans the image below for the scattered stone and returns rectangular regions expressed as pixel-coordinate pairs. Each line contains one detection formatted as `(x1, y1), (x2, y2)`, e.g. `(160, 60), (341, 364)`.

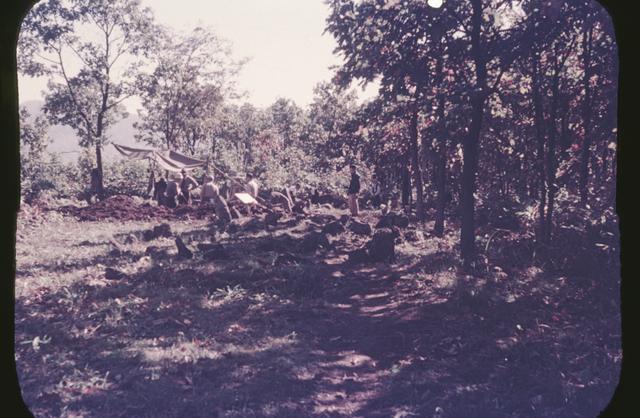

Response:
(298, 232), (331, 253)
(105, 267), (128, 280)
(322, 220), (345, 236)
(142, 229), (156, 241)
(145, 246), (169, 260)
(123, 234), (138, 244)
(292, 200), (307, 214)
(349, 220), (373, 236)
(348, 248), (370, 263)
(153, 223), (172, 238)
(367, 228), (396, 263)
(175, 237), (193, 259)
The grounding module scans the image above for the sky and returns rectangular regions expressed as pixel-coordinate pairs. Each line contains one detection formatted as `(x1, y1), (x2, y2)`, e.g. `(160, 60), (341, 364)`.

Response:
(18, 0), (378, 110)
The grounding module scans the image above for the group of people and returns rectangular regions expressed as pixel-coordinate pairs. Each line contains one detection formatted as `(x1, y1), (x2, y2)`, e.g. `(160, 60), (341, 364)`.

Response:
(144, 163), (393, 222)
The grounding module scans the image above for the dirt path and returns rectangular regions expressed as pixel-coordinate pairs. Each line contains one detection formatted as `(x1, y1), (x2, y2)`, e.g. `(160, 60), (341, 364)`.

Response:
(14, 209), (620, 417)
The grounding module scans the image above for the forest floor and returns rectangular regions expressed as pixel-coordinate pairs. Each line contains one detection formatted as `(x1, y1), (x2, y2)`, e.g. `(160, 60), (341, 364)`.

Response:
(15, 200), (621, 417)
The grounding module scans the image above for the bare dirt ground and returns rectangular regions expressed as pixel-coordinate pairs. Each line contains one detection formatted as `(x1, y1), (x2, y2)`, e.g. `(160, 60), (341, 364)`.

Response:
(15, 202), (620, 417)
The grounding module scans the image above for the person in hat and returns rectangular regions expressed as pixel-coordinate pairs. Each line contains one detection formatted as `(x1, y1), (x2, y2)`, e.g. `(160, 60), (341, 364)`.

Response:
(200, 174), (219, 205)
(178, 168), (198, 205)
(346, 164), (361, 216)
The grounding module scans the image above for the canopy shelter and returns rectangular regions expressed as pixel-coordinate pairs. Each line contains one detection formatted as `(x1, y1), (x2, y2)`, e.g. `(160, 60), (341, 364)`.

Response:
(112, 143), (207, 172)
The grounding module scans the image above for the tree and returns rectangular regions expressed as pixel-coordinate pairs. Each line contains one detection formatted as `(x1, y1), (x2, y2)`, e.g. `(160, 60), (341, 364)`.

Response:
(135, 26), (244, 154)
(19, 0), (156, 199)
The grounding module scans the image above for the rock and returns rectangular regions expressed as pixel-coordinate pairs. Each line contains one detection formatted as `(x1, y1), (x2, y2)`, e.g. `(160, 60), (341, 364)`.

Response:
(367, 228), (396, 263)
(349, 220), (372, 236)
(123, 234), (138, 244)
(292, 201), (307, 214)
(145, 245), (169, 260)
(197, 243), (228, 260)
(175, 237), (193, 259)
(348, 248), (370, 263)
(152, 223), (172, 238)
(142, 229), (156, 242)
(298, 232), (331, 253)
(375, 215), (394, 229)
(105, 267), (128, 280)
(322, 220), (345, 236)
(265, 211), (283, 226)
(273, 252), (302, 266)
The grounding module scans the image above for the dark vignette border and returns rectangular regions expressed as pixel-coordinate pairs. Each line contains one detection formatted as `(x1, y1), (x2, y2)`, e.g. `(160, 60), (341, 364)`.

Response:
(0, 1), (633, 417)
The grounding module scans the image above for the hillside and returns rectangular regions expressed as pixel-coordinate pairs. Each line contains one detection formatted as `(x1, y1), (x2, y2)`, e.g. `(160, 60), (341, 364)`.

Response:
(20, 100), (145, 163)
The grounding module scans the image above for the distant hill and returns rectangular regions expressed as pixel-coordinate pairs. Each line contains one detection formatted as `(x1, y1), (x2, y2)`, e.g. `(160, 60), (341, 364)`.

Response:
(20, 100), (145, 163)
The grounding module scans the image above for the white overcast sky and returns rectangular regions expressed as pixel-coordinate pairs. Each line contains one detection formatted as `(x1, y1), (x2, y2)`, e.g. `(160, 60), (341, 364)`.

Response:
(18, 0), (378, 109)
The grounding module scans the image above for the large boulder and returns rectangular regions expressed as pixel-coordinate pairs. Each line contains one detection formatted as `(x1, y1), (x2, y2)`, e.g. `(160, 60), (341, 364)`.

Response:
(153, 223), (173, 238)
(349, 220), (372, 236)
(298, 231), (331, 253)
(367, 228), (396, 263)
(348, 248), (371, 263)
(145, 245), (169, 260)
(175, 237), (194, 259)
(322, 220), (345, 236)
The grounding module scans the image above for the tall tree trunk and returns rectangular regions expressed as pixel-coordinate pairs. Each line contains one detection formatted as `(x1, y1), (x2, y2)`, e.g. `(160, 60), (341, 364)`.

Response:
(545, 73), (560, 243)
(95, 141), (104, 199)
(532, 53), (547, 243)
(460, 0), (486, 269)
(434, 95), (447, 237)
(579, 23), (593, 205)
(409, 107), (425, 220)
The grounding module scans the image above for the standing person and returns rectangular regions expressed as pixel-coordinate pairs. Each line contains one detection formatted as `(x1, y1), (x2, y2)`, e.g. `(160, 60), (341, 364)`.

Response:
(347, 164), (361, 216)
(179, 169), (198, 205)
(153, 174), (168, 206)
(200, 174), (219, 205)
(165, 173), (180, 209)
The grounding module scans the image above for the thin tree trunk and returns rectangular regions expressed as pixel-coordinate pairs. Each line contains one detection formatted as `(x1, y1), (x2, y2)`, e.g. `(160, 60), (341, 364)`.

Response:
(434, 95), (447, 236)
(409, 107), (425, 220)
(545, 73), (560, 243)
(532, 53), (547, 242)
(579, 23), (593, 205)
(460, 0), (486, 269)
